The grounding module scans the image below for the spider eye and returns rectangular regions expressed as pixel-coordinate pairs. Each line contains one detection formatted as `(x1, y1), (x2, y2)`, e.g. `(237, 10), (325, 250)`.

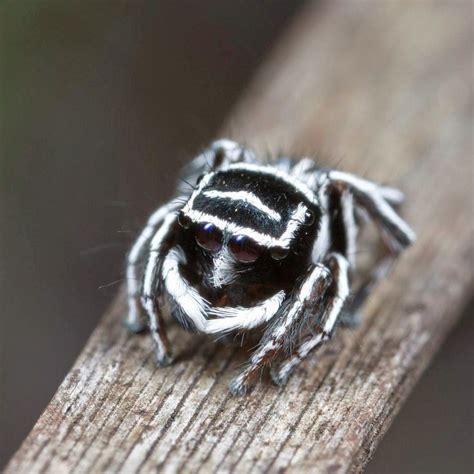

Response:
(304, 209), (315, 226)
(195, 222), (223, 252)
(229, 235), (261, 263)
(178, 211), (192, 229)
(270, 246), (289, 260)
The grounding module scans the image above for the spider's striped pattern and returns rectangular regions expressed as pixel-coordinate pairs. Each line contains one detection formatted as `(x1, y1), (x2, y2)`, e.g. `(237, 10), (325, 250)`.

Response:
(125, 140), (415, 395)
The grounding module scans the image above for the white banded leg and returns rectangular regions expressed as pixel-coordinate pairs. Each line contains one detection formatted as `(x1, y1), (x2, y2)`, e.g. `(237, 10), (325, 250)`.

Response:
(318, 171), (414, 328)
(328, 170), (416, 249)
(340, 254), (392, 329)
(177, 139), (256, 195)
(340, 220), (407, 329)
(379, 185), (405, 206)
(340, 188), (358, 267)
(325, 186), (358, 326)
(229, 264), (332, 395)
(125, 200), (181, 333)
(141, 212), (179, 365)
(271, 253), (350, 386)
(161, 246), (210, 333)
(208, 138), (256, 166)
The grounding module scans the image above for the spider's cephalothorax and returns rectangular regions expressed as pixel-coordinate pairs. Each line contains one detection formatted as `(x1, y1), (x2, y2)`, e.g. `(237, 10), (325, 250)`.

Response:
(125, 140), (415, 395)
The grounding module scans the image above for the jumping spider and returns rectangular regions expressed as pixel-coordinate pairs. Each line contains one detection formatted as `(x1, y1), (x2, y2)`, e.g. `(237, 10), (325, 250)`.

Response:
(125, 140), (415, 395)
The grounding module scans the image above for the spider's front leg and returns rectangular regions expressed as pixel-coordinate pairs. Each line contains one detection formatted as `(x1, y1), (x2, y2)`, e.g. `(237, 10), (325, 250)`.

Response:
(270, 253), (350, 386)
(125, 200), (182, 333)
(140, 213), (180, 366)
(229, 264), (333, 396)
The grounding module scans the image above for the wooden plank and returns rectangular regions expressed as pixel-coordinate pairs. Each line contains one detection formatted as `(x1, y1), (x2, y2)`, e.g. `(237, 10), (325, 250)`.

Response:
(6, 2), (472, 473)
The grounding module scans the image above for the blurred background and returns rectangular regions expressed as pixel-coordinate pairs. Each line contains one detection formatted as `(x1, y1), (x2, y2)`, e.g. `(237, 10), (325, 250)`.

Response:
(0, 1), (472, 472)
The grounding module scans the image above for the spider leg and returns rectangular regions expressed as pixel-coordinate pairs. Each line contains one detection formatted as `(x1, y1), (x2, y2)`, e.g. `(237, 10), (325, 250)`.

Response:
(340, 211), (409, 329)
(313, 182), (358, 327)
(270, 253), (350, 386)
(229, 263), (333, 396)
(177, 139), (256, 195)
(141, 212), (179, 366)
(160, 245), (210, 333)
(379, 185), (405, 207)
(340, 254), (393, 330)
(328, 170), (416, 250)
(324, 171), (415, 327)
(331, 186), (358, 267)
(125, 200), (181, 333)
(342, 219), (405, 322)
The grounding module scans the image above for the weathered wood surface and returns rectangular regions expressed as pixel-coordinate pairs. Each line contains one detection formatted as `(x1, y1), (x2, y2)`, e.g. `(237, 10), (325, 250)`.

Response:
(6, 2), (473, 473)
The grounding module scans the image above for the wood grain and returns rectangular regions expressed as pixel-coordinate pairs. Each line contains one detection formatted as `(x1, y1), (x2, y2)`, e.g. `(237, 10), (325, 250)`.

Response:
(6, 2), (473, 473)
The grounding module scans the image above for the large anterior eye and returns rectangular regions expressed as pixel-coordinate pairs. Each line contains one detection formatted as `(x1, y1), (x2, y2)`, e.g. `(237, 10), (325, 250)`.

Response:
(229, 235), (261, 263)
(195, 223), (223, 252)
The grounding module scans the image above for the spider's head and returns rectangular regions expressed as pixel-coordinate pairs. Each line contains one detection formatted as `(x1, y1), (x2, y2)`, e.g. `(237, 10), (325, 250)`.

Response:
(177, 213), (277, 292)
(176, 166), (321, 298)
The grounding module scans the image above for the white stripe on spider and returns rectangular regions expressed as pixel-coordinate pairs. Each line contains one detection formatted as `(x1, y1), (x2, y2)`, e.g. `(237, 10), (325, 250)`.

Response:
(182, 203), (308, 249)
(207, 291), (286, 334)
(225, 162), (319, 206)
(203, 190), (282, 222)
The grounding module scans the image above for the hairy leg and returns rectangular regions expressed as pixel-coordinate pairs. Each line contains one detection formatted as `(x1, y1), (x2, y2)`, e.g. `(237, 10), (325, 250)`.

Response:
(270, 167), (412, 383)
(141, 213), (179, 365)
(177, 139), (256, 195)
(340, 223), (406, 328)
(229, 263), (332, 395)
(328, 170), (415, 249)
(125, 200), (181, 333)
(271, 253), (350, 386)
(313, 180), (358, 326)
(323, 171), (414, 327)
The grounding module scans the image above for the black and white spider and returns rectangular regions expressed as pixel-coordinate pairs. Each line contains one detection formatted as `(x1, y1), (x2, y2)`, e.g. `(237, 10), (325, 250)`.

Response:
(125, 140), (415, 395)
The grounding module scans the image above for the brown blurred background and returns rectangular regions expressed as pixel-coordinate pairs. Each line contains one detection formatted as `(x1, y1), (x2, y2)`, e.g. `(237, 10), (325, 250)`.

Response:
(0, 2), (472, 472)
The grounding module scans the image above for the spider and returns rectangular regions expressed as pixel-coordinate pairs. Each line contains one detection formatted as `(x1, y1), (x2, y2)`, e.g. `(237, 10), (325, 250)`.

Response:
(125, 139), (415, 395)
